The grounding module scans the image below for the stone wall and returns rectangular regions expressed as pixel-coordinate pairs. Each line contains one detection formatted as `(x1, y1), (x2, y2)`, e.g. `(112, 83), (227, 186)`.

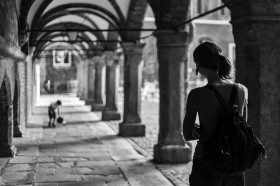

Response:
(0, 0), (27, 148)
(0, 0), (18, 117)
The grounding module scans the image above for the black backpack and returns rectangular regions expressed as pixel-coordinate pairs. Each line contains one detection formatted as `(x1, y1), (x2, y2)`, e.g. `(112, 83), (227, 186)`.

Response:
(203, 84), (266, 176)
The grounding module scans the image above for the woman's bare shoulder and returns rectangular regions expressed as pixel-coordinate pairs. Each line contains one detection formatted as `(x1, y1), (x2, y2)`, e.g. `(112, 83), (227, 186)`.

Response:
(236, 83), (248, 100)
(236, 83), (248, 93)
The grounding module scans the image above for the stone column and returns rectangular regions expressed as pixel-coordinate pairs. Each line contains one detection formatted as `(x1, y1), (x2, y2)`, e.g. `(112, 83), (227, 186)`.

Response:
(81, 60), (89, 100)
(227, 1), (280, 185)
(119, 43), (145, 137)
(91, 55), (105, 111)
(86, 59), (96, 105)
(153, 31), (192, 163)
(77, 62), (82, 97)
(13, 79), (22, 137)
(102, 51), (121, 121)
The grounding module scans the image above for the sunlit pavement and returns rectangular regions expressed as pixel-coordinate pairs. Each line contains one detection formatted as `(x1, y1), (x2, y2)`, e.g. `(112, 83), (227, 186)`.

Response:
(110, 98), (194, 186)
(0, 94), (174, 186)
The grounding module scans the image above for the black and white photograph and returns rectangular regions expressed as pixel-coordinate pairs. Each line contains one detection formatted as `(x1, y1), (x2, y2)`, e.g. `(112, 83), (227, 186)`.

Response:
(0, 0), (272, 185)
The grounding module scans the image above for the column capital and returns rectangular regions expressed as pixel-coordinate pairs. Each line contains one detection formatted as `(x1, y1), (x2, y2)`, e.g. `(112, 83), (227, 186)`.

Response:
(154, 30), (188, 48)
(104, 51), (115, 66)
(93, 55), (105, 65)
(88, 58), (95, 66)
(121, 42), (145, 55)
(225, 0), (280, 25)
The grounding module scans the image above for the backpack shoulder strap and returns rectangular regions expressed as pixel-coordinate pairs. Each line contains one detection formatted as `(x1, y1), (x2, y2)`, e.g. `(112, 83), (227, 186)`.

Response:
(228, 84), (238, 107)
(205, 83), (238, 108)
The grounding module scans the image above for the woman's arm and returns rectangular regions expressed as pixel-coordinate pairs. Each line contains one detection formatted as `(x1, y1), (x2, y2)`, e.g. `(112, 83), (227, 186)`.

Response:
(183, 90), (198, 141)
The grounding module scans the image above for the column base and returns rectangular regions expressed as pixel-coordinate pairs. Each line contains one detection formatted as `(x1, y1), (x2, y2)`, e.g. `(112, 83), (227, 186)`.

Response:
(13, 128), (23, 137)
(102, 111), (121, 121)
(91, 103), (105, 111)
(153, 144), (192, 163)
(119, 123), (145, 137)
(0, 145), (16, 157)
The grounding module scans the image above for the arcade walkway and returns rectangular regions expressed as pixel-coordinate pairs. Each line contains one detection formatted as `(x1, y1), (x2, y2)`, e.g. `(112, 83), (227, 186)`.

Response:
(0, 95), (173, 186)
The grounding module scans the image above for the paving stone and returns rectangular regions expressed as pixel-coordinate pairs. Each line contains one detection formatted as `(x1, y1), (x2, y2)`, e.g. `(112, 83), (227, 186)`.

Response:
(75, 167), (94, 175)
(118, 160), (159, 175)
(34, 183), (58, 186)
(59, 181), (106, 186)
(0, 158), (10, 172)
(75, 163), (121, 176)
(36, 167), (55, 175)
(81, 174), (124, 183)
(34, 174), (82, 183)
(76, 160), (116, 167)
(5, 164), (34, 172)
(2, 172), (30, 184)
(75, 152), (111, 161)
(17, 146), (39, 156)
(40, 149), (57, 154)
(26, 172), (35, 184)
(37, 163), (59, 169)
(111, 153), (145, 161)
(107, 179), (130, 186)
(55, 167), (76, 175)
(56, 162), (74, 168)
(39, 152), (75, 157)
(60, 157), (88, 162)
(37, 157), (55, 163)
(126, 174), (174, 186)
(9, 157), (37, 164)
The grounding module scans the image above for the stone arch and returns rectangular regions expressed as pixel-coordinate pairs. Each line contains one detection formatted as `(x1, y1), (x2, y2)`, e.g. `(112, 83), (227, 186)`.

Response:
(123, 0), (148, 41)
(0, 74), (14, 157)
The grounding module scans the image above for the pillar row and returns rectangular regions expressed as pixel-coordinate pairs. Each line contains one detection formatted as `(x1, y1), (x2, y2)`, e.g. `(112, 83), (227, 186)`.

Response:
(119, 43), (145, 137)
(153, 30), (192, 163)
(91, 55), (106, 111)
(102, 51), (121, 121)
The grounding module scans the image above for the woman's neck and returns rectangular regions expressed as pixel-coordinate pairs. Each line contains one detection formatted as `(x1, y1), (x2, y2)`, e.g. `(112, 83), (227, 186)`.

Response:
(206, 73), (230, 85)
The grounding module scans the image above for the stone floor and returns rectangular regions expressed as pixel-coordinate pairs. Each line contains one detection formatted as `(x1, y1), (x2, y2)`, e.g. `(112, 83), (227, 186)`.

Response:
(0, 95), (177, 186)
(108, 99), (195, 186)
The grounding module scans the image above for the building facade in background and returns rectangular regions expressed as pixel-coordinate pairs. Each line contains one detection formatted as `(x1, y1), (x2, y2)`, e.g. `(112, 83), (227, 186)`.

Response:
(187, 0), (235, 92)
(141, 0), (235, 94)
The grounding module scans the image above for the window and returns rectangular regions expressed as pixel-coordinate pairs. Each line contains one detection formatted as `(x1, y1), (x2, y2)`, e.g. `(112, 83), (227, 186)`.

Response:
(52, 50), (72, 67)
(197, 0), (210, 15)
(197, 0), (202, 14)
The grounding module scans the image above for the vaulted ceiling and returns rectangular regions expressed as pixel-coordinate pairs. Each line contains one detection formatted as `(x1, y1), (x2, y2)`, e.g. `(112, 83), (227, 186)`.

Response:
(18, 0), (150, 59)
(18, 0), (190, 60)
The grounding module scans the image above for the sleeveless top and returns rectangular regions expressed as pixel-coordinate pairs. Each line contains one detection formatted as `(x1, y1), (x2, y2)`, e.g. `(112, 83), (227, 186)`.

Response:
(183, 83), (248, 159)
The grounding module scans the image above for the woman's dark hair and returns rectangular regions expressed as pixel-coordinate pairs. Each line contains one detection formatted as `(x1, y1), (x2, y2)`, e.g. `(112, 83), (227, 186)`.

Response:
(193, 42), (233, 79)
